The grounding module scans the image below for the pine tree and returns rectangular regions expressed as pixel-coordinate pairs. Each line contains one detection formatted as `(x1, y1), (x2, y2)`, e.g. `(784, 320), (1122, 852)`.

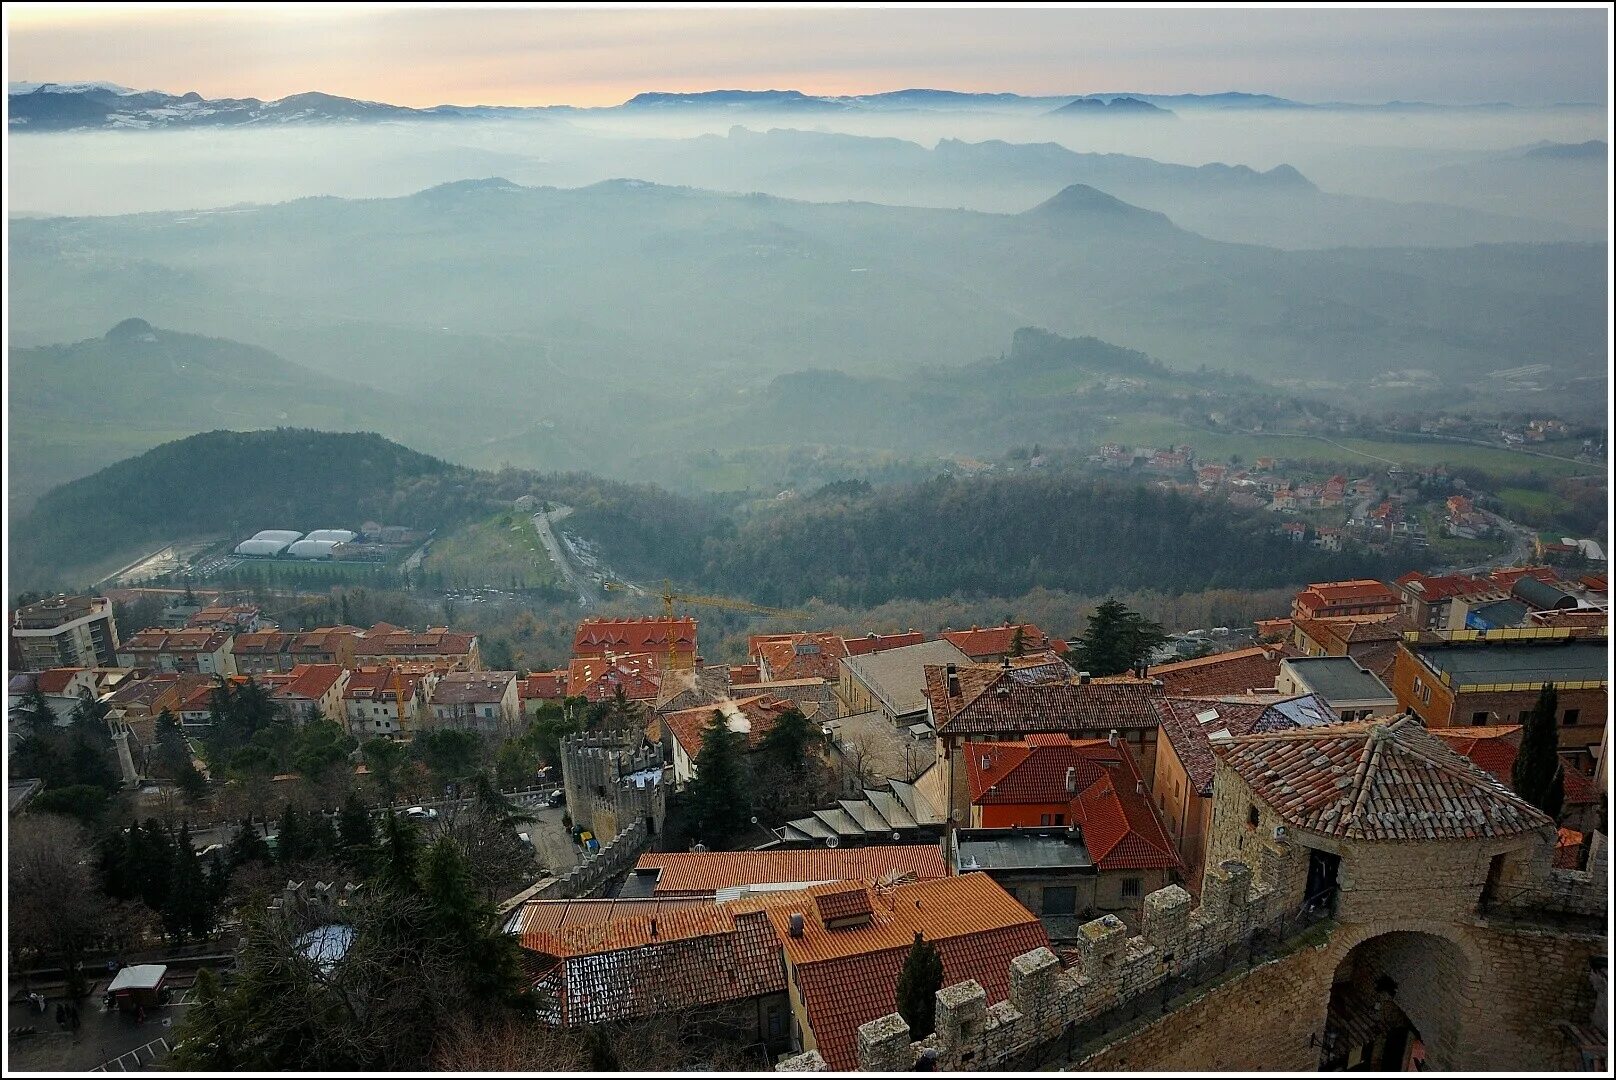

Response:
(336, 794), (375, 871)
(1512, 684), (1564, 820)
(1009, 624), (1028, 658)
(14, 684), (56, 734)
(896, 931), (944, 1038)
(758, 707), (814, 772)
(1068, 598), (1168, 677)
(276, 804), (310, 865)
(227, 816), (271, 869)
(685, 710), (754, 846)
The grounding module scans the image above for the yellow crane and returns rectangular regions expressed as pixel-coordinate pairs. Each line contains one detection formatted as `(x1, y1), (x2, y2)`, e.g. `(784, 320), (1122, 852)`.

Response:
(601, 580), (808, 669)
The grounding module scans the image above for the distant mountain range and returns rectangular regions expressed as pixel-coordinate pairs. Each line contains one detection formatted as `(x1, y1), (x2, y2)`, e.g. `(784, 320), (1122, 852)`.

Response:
(10, 82), (1596, 131)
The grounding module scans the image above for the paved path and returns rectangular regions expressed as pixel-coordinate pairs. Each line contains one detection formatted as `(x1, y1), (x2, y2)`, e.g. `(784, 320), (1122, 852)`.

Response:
(531, 505), (599, 609)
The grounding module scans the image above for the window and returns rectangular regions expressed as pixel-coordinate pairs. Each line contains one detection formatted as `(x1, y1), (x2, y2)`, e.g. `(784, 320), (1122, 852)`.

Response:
(1121, 877), (1142, 900)
(1040, 814), (1055, 826)
(1472, 711), (1489, 726)
(1563, 709), (1581, 727)
(1042, 886), (1077, 916)
(1247, 805), (1260, 829)
(1054, 814), (1065, 826)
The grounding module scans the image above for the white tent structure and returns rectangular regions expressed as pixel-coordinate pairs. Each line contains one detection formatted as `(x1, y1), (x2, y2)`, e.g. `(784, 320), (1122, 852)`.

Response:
(287, 539), (341, 559)
(304, 529), (357, 544)
(235, 529), (302, 557)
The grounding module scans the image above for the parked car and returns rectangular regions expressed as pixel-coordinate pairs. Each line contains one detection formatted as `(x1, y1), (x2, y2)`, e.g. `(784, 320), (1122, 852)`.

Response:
(404, 806), (439, 821)
(546, 788), (566, 807)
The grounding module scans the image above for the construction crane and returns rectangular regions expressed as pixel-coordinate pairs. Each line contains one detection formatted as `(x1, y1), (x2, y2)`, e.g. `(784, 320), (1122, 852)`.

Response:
(601, 580), (808, 669)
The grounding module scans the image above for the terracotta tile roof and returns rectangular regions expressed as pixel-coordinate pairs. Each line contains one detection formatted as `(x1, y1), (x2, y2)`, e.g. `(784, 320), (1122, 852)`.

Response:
(728, 663), (761, 684)
(1294, 579), (1400, 617)
(843, 631), (927, 657)
(661, 694), (794, 758)
(941, 623), (1054, 660)
(574, 617), (696, 658)
(508, 898), (785, 1026)
(343, 666), (422, 702)
(430, 671), (517, 706)
(230, 631), (295, 656)
(751, 632), (849, 681)
(1149, 646), (1290, 696)
(520, 670), (567, 701)
(1153, 697), (1292, 795)
(1070, 762), (1182, 872)
(1431, 726), (1600, 807)
(34, 667), (85, 695)
(1486, 566), (1560, 590)
(354, 626), (477, 658)
(1395, 571), (1496, 603)
(270, 664), (344, 703)
(1554, 828), (1584, 869)
(926, 666), (1161, 736)
(752, 874), (1048, 1071)
(1254, 618), (1294, 642)
(290, 626), (360, 655)
(814, 886), (875, 924)
(965, 735), (1123, 803)
(1216, 715), (1554, 841)
(120, 627), (232, 654)
(633, 847), (947, 895)
(566, 653), (662, 702)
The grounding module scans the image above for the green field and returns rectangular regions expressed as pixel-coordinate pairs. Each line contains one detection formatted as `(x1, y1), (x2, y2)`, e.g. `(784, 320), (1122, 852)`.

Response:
(420, 511), (563, 590)
(1101, 415), (1593, 480)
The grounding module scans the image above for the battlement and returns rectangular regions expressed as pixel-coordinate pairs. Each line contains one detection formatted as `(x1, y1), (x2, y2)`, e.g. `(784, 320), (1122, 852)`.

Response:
(542, 820), (649, 900)
(779, 843), (1319, 1072)
(560, 730), (668, 840)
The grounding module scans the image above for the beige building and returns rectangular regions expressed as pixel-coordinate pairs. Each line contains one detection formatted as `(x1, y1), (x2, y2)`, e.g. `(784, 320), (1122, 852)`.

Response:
(11, 595), (121, 671)
(428, 670), (519, 734)
(116, 627), (237, 675)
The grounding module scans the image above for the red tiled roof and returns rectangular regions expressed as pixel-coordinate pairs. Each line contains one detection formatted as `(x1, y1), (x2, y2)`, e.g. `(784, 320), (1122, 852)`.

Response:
(343, 666), (422, 703)
(574, 617), (696, 658)
(230, 631), (294, 655)
(925, 666), (1161, 736)
(1217, 715), (1554, 841)
(751, 632), (849, 681)
(728, 663), (761, 685)
(354, 626), (476, 658)
(1554, 828), (1585, 869)
(1431, 726), (1600, 807)
(941, 623), (1053, 660)
(520, 670), (567, 701)
(756, 874), (1049, 1071)
(120, 627), (232, 654)
(1395, 571), (1495, 603)
(1070, 764), (1181, 872)
(1487, 566), (1560, 589)
(662, 695), (794, 758)
(1149, 646), (1289, 696)
(269, 663), (343, 703)
(633, 847), (948, 895)
(566, 653), (662, 702)
(814, 886), (875, 924)
(34, 667), (85, 695)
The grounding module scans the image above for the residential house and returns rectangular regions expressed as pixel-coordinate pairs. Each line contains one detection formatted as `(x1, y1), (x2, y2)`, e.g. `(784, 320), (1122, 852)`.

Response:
(1431, 725), (1603, 836)
(573, 617), (697, 669)
(354, 624), (480, 670)
(1288, 614), (1412, 684)
(924, 664), (1164, 829)
(566, 652), (662, 703)
(7, 667), (101, 725)
(264, 664), (349, 724)
(116, 627), (237, 675)
(1389, 629), (1608, 763)
(839, 639), (972, 726)
(1392, 571), (1501, 631)
(519, 669), (569, 717)
(507, 896), (791, 1048)
(289, 626), (361, 668)
(751, 632), (849, 682)
(657, 694), (801, 786)
(229, 631), (299, 674)
(186, 604), (267, 633)
(1150, 693), (1339, 891)
(428, 671), (519, 734)
(624, 847), (948, 898)
(953, 733), (1180, 931)
(343, 666), (438, 739)
(10, 595), (121, 671)
(1291, 580), (1401, 621)
(1276, 657), (1398, 722)
(764, 874), (1051, 1071)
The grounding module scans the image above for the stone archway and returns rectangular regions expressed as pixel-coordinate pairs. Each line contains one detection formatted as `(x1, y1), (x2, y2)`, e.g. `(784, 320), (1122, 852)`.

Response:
(1320, 930), (1473, 1071)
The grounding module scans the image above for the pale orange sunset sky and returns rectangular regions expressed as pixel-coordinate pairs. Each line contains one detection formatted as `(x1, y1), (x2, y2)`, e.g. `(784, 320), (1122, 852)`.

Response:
(6, 3), (1609, 107)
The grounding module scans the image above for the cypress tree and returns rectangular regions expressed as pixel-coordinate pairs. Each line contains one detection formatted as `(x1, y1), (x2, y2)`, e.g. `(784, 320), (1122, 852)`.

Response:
(336, 794), (375, 871)
(685, 710), (753, 846)
(896, 931), (945, 1038)
(758, 707), (814, 772)
(1512, 684), (1564, 820)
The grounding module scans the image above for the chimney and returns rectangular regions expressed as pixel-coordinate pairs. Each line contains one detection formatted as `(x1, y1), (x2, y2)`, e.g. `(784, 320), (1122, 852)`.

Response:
(1065, 765), (1077, 794)
(788, 913), (805, 938)
(1136, 780), (1145, 795)
(1001, 655), (1011, 670)
(945, 663), (960, 697)
(649, 918), (658, 938)
(1108, 729), (1119, 747)
(1078, 671), (1092, 684)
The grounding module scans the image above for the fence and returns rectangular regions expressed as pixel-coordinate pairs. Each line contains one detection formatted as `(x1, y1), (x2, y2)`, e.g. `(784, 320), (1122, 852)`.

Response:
(1004, 886), (1339, 1070)
(91, 1036), (171, 1072)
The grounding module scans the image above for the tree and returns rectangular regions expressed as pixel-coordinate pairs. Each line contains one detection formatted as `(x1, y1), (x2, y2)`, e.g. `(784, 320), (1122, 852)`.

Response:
(757, 707), (814, 773)
(227, 816), (272, 869)
(336, 794), (376, 872)
(8, 815), (104, 997)
(27, 784), (111, 825)
(276, 804), (314, 865)
(362, 738), (410, 805)
(292, 718), (358, 784)
(12, 683), (56, 735)
(414, 729), (483, 791)
(1068, 598), (1168, 677)
(1512, 683), (1565, 820)
(1009, 624), (1028, 658)
(684, 711), (753, 847)
(895, 931), (944, 1039)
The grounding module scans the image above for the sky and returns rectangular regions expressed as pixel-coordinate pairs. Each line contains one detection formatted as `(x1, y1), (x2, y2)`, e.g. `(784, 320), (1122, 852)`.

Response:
(5, 3), (1610, 108)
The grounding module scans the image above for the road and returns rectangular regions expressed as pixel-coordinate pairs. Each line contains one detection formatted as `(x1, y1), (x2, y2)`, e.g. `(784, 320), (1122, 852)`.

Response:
(1446, 510), (1538, 576)
(531, 505), (599, 609)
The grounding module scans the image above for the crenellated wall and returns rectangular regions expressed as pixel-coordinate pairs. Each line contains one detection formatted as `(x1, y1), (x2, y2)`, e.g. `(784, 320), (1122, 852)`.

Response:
(559, 730), (668, 840)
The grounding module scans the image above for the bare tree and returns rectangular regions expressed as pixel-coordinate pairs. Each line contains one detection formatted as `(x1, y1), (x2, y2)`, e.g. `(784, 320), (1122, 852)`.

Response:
(8, 815), (104, 995)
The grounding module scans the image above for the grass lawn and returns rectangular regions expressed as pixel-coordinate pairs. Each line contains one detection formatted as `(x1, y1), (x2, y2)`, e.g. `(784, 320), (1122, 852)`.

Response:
(421, 511), (563, 590)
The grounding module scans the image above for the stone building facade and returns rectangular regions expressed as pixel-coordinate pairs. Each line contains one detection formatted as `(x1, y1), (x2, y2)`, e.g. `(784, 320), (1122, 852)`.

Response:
(559, 729), (668, 842)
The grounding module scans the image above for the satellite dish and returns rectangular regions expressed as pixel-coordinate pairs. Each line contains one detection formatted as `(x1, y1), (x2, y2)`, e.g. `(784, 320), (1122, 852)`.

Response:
(825, 835), (841, 849)
(750, 816), (759, 825)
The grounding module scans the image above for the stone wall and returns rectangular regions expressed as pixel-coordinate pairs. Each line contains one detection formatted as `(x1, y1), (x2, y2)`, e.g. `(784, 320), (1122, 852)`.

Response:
(539, 820), (648, 900)
(559, 730), (667, 840)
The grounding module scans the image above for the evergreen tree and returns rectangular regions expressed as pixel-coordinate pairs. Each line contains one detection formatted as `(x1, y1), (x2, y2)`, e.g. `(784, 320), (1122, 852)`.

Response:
(377, 813), (424, 894)
(362, 737), (410, 805)
(1512, 684), (1565, 820)
(227, 816), (272, 869)
(166, 823), (214, 941)
(895, 932), (945, 1038)
(336, 794), (376, 872)
(276, 804), (312, 865)
(1009, 624), (1028, 658)
(758, 707), (815, 772)
(1068, 598), (1168, 677)
(13, 684), (56, 734)
(685, 710), (753, 846)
